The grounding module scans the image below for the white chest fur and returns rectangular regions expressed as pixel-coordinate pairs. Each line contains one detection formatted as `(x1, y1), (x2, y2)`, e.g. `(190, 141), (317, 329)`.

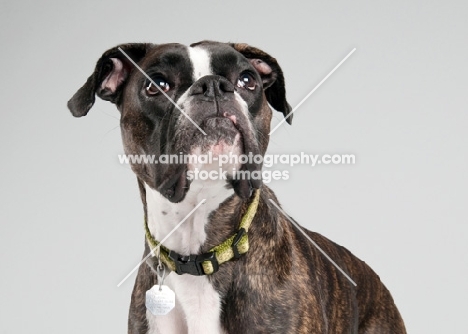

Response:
(144, 179), (232, 334)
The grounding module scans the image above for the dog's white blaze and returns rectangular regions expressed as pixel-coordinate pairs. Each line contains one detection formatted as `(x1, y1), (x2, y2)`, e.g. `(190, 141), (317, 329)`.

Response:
(188, 46), (212, 80)
(145, 179), (231, 333)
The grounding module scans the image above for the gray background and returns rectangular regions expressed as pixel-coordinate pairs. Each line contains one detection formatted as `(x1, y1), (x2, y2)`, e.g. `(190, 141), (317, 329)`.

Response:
(1, 0), (467, 333)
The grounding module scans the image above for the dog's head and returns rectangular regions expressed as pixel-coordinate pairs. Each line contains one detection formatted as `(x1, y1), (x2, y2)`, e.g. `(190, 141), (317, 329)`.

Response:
(68, 41), (292, 202)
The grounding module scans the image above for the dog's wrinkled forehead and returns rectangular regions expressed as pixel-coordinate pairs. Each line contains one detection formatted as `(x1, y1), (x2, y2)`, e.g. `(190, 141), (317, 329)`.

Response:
(141, 42), (252, 85)
(189, 42), (253, 81)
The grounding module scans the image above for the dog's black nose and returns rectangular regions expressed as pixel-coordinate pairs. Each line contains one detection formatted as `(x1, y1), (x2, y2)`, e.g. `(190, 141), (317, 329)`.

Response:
(190, 75), (235, 98)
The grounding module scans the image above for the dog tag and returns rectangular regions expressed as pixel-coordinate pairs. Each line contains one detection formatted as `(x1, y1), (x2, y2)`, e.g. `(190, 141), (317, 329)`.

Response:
(146, 285), (175, 316)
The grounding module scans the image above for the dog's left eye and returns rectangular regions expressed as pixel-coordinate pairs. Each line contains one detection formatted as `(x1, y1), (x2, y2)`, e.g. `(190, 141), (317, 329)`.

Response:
(146, 78), (171, 95)
(237, 73), (256, 91)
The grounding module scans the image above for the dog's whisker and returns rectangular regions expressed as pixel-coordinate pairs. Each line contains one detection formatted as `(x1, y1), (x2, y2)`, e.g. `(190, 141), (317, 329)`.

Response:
(100, 125), (120, 142)
(100, 109), (120, 121)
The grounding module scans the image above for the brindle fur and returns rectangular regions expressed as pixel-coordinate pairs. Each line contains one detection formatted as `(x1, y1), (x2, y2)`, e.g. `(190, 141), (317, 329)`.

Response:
(129, 184), (406, 333)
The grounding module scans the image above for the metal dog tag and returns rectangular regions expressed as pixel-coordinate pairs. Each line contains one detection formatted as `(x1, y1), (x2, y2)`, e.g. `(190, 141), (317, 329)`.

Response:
(146, 285), (175, 316)
(145, 252), (175, 315)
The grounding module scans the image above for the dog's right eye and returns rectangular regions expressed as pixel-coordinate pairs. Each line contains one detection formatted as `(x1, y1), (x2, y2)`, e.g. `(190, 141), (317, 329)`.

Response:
(146, 78), (170, 96)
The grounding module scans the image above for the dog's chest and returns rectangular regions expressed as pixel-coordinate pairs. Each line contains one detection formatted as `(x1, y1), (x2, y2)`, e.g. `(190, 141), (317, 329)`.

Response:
(146, 274), (224, 334)
(144, 181), (232, 333)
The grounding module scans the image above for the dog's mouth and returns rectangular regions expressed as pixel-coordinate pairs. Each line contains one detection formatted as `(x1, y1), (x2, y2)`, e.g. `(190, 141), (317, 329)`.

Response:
(158, 116), (263, 203)
(193, 116), (242, 156)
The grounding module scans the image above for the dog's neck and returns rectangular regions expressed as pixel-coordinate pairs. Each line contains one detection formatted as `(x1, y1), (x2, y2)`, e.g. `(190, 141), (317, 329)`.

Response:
(144, 179), (235, 255)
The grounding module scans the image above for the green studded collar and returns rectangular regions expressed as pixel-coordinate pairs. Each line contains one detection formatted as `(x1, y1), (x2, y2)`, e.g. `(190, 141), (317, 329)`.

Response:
(144, 189), (260, 276)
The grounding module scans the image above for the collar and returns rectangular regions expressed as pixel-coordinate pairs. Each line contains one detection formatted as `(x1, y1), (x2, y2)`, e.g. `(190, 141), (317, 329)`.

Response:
(144, 189), (261, 276)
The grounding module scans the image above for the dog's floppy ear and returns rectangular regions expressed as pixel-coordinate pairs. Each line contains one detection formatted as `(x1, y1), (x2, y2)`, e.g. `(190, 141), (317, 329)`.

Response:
(230, 43), (292, 124)
(67, 43), (153, 117)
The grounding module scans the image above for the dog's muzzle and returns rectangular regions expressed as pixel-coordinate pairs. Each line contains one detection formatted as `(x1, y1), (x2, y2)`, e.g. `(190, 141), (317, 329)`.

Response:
(157, 75), (263, 202)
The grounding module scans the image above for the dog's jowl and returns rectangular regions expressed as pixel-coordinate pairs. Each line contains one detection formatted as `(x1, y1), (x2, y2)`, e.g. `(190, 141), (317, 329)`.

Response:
(68, 41), (406, 333)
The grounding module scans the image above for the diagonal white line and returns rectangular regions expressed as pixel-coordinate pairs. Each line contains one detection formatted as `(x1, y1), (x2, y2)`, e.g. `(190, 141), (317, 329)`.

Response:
(269, 48), (356, 135)
(117, 199), (206, 287)
(268, 199), (357, 286)
(118, 47), (207, 136)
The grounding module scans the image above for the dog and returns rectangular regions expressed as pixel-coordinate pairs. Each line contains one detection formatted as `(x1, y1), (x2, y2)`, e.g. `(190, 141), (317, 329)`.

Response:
(68, 41), (406, 333)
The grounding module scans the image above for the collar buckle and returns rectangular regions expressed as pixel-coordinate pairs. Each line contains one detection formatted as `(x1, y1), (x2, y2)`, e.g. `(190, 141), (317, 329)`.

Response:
(168, 250), (219, 276)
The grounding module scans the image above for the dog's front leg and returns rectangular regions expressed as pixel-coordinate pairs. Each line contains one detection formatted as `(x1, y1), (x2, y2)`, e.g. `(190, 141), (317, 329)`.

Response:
(145, 305), (187, 334)
(169, 275), (224, 334)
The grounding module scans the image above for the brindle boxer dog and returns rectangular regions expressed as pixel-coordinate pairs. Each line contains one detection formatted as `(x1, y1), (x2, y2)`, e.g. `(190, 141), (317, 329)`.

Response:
(68, 41), (406, 333)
